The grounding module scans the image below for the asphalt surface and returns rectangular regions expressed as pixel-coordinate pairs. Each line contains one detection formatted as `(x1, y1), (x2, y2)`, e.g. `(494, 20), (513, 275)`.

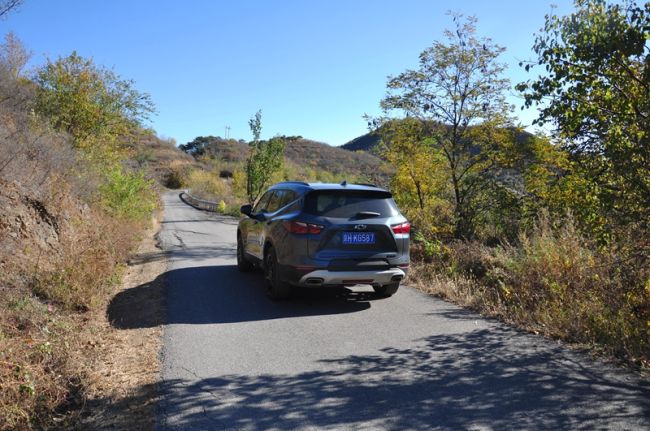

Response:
(155, 191), (649, 430)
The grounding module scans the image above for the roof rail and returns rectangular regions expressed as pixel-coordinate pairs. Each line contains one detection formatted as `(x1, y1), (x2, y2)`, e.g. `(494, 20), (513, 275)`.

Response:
(353, 182), (379, 188)
(275, 181), (310, 186)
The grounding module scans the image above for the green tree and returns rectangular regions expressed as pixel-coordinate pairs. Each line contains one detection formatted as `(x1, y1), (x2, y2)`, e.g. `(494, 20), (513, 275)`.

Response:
(380, 118), (453, 237)
(517, 0), (650, 231)
(33, 52), (157, 220)
(34, 52), (155, 149)
(380, 14), (515, 239)
(245, 110), (285, 203)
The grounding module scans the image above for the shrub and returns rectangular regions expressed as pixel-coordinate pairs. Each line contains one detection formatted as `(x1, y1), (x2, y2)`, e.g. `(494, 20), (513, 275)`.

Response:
(409, 215), (650, 366)
(161, 160), (192, 189)
(217, 200), (226, 213)
(164, 169), (183, 189)
(32, 213), (134, 311)
(98, 167), (157, 221)
(185, 169), (229, 201)
(487, 217), (649, 362)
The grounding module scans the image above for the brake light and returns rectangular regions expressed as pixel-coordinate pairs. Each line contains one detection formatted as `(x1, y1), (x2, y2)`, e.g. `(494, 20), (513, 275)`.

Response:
(391, 222), (411, 234)
(283, 221), (323, 234)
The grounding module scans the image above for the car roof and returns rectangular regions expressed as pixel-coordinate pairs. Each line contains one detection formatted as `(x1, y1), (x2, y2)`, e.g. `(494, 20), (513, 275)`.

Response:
(268, 181), (389, 194)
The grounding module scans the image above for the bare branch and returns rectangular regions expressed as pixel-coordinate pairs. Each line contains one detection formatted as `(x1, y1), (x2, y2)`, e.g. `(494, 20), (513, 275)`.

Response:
(0, 0), (22, 19)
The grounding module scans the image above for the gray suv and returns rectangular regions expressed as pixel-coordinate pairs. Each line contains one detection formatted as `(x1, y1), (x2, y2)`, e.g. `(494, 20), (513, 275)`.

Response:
(237, 181), (410, 299)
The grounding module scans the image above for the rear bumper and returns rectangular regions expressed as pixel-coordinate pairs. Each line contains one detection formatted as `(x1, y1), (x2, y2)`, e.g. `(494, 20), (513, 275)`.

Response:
(295, 268), (406, 287)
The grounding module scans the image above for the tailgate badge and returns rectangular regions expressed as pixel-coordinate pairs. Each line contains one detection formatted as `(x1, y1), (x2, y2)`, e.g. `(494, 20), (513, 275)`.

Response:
(354, 224), (367, 230)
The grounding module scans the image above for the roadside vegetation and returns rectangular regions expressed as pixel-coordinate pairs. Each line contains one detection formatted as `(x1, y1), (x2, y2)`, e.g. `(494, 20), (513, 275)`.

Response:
(379, 1), (649, 368)
(0, 30), (170, 428)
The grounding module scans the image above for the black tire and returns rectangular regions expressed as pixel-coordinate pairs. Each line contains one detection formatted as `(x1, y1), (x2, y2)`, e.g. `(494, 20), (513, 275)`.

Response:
(237, 233), (254, 272)
(373, 282), (400, 297)
(264, 246), (291, 300)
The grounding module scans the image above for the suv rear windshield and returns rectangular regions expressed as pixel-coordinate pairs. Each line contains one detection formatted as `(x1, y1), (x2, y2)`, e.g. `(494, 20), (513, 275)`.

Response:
(303, 190), (398, 218)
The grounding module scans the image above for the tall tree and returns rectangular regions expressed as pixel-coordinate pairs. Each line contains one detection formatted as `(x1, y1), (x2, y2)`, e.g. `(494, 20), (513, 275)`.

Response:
(245, 110), (285, 203)
(380, 14), (514, 239)
(517, 0), (650, 229)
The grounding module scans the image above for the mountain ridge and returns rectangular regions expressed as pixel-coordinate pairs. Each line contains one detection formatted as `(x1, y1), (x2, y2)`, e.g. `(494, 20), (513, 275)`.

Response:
(179, 135), (389, 178)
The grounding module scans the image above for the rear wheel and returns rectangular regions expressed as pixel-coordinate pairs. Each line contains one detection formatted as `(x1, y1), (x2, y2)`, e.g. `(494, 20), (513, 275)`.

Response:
(373, 282), (399, 297)
(237, 233), (254, 272)
(264, 246), (291, 300)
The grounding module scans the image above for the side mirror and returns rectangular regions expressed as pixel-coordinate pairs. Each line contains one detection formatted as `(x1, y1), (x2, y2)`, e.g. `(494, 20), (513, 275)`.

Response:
(240, 204), (253, 217)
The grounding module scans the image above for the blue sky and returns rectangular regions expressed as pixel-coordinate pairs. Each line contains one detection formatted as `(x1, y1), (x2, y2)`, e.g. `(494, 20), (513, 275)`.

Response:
(3, 0), (575, 146)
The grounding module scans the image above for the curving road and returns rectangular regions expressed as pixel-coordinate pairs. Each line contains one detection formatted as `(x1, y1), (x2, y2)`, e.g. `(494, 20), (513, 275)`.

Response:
(155, 192), (649, 430)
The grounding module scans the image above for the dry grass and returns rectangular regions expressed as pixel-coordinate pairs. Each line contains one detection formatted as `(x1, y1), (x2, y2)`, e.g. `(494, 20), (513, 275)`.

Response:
(0, 292), (72, 430)
(32, 215), (136, 312)
(0, 185), (151, 430)
(408, 217), (650, 368)
(184, 169), (230, 201)
(407, 263), (487, 314)
(77, 215), (164, 431)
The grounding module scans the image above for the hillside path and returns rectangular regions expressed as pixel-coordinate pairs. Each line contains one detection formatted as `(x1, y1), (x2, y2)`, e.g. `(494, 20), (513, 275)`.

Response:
(154, 191), (649, 430)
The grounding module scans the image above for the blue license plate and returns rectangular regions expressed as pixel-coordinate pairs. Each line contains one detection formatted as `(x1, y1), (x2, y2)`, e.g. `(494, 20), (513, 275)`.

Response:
(342, 232), (376, 245)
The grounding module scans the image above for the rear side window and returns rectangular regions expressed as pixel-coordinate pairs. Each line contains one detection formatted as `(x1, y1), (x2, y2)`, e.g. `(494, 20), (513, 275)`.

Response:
(266, 191), (284, 213)
(280, 190), (298, 208)
(253, 191), (273, 213)
(261, 190), (298, 213)
(303, 190), (398, 218)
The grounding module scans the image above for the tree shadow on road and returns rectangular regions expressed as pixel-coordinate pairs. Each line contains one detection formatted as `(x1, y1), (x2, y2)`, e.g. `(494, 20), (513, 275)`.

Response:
(107, 265), (374, 329)
(125, 244), (236, 266)
(90, 325), (650, 430)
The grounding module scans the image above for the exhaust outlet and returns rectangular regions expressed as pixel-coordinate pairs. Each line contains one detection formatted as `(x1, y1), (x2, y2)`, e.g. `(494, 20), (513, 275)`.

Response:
(305, 278), (324, 286)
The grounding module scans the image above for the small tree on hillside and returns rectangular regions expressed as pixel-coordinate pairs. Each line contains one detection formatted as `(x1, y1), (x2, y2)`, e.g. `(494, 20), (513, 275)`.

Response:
(379, 118), (454, 237)
(0, 32), (30, 79)
(34, 52), (155, 151)
(380, 14), (515, 239)
(245, 110), (285, 203)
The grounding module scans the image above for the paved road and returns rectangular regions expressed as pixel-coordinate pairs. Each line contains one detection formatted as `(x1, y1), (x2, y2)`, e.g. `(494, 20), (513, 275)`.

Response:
(155, 192), (649, 430)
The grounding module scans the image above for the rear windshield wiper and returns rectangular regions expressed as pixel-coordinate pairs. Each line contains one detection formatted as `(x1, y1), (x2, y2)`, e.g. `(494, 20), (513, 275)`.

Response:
(354, 211), (381, 218)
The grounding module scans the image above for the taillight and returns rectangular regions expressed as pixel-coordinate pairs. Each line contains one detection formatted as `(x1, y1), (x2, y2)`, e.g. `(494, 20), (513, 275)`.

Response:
(283, 221), (323, 234)
(391, 222), (411, 234)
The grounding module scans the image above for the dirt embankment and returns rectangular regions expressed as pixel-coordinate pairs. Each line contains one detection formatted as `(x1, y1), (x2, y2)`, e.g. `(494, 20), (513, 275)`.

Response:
(0, 178), (167, 430)
(0, 179), (83, 278)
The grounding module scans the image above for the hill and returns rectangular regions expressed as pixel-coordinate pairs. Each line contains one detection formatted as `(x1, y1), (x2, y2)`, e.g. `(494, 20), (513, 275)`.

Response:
(180, 135), (390, 180)
(341, 125), (535, 154)
(126, 131), (202, 187)
(340, 132), (381, 152)
(282, 136), (386, 177)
